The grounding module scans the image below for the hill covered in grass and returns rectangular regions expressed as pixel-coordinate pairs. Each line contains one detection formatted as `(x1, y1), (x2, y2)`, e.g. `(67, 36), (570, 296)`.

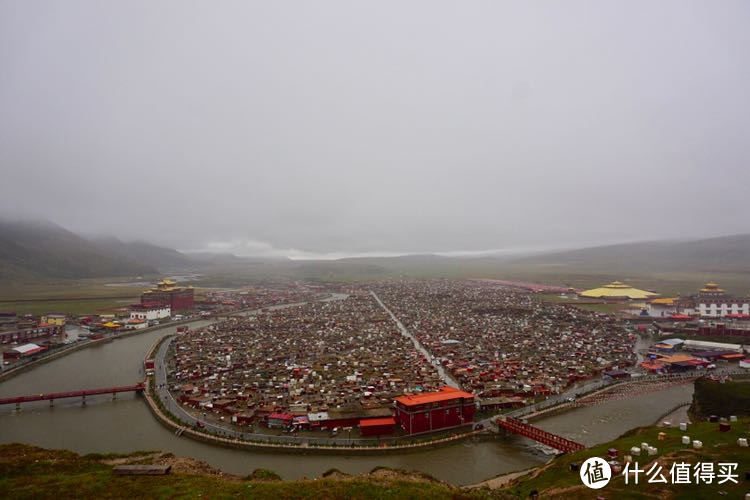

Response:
(503, 416), (750, 499)
(89, 236), (195, 273)
(505, 234), (750, 276)
(2, 414), (748, 499)
(691, 378), (750, 418)
(0, 219), (157, 281)
(2, 216), (749, 296)
(0, 444), (482, 499)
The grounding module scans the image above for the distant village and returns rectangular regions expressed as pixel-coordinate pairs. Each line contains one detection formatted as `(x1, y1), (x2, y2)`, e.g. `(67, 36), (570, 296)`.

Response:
(2, 276), (749, 438)
(1, 279), (322, 365)
(577, 280), (750, 373)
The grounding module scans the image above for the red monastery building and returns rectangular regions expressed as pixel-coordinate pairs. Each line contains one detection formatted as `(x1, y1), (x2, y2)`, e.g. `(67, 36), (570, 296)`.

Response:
(141, 279), (194, 312)
(394, 386), (475, 435)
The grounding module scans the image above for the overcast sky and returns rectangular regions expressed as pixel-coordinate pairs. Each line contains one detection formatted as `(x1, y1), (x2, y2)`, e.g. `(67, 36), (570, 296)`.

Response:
(1, 1), (749, 258)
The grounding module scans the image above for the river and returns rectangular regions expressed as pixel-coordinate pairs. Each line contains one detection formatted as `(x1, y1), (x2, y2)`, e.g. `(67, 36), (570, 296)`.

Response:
(0, 313), (695, 485)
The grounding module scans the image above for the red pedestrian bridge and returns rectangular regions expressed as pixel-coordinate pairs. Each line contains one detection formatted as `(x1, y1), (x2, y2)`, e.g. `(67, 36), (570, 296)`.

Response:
(496, 416), (586, 454)
(0, 383), (145, 407)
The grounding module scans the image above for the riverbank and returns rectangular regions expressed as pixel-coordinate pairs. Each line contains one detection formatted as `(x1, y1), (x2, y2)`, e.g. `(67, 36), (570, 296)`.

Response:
(0, 294), (334, 384)
(0, 443), (477, 499)
(1, 291), (717, 485)
(488, 416), (750, 498)
(469, 399), (696, 491)
(0, 317), (200, 383)
(146, 330), (491, 454)
(6, 415), (747, 498)
(0, 313), (545, 485)
(144, 373), (488, 455)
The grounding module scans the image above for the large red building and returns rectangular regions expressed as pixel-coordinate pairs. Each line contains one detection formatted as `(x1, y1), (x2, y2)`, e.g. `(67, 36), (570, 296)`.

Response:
(394, 386), (476, 435)
(141, 279), (194, 312)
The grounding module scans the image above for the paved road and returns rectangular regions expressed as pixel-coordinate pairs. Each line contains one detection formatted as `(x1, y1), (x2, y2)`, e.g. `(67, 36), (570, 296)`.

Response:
(370, 290), (461, 389)
(153, 293), (747, 443)
(155, 335), (470, 446)
(481, 368), (745, 431)
(152, 294), (439, 446)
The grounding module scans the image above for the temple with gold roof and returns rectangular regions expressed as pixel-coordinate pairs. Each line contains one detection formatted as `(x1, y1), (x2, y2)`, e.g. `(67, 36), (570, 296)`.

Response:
(680, 282), (750, 318)
(141, 278), (194, 312)
(579, 281), (659, 300)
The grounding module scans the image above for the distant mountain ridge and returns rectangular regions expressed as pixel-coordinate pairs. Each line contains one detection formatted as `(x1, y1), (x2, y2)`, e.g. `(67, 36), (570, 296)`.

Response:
(0, 219), (288, 282)
(0, 219), (158, 280)
(505, 234), (750, 274)
(1, 217), (748, 284)
(90, 236), (195, 272)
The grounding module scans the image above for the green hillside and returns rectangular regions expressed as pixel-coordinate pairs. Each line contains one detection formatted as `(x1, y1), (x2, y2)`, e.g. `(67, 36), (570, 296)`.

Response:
(90, 236), (195, 272)
(0, 219), (157, 281)
(691, 378), (750, 418)
(2, 415), (748, 499)
(505, 417), (749, 499)
(0, 444), (479, 500)
(506, 234), (750, 275)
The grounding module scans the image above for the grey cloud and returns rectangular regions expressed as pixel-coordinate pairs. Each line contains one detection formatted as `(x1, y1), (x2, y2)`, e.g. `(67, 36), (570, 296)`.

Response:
(1, 1), (749, 257)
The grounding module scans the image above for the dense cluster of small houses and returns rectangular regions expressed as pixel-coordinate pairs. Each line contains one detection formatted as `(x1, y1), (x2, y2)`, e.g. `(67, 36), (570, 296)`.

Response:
(167, 291), (444, 434)
(372, 280), (637, 401)
(166, 280), (640, 436)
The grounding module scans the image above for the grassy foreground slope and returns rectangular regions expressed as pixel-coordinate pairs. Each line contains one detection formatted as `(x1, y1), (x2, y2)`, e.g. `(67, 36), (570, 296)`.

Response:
(691, 378), (750, 419)
(0, 444), (487, 500)
(506, 417), (750, 499)
(1, 416), (748, 499)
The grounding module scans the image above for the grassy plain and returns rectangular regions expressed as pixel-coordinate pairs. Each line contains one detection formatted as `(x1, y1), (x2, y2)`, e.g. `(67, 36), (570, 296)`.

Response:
(0, 279), (212, 316)
(0, 279), (142, 316)
(0, 298), (136, 316)
(0, 279), (142, 301)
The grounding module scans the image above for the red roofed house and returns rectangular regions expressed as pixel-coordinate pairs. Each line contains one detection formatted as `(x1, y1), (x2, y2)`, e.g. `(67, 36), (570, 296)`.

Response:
(394, 386), (475, 435)
(3, 342), (47, 360)
(267, 413), (294, 429)
(359, 417), (396, 437)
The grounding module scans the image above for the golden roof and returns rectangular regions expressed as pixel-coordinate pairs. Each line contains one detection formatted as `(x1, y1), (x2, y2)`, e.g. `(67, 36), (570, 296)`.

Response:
(579, 281), (658, 299)
(660, 354), (697, 364)
(604, 281), (628, 289)
(143, 278), (184, 293)
(651, 297), (677, 305)
(699, 282), (724, 293)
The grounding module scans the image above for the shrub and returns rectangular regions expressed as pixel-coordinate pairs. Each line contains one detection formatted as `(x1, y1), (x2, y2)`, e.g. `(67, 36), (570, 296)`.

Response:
(245, 468), (282, 481)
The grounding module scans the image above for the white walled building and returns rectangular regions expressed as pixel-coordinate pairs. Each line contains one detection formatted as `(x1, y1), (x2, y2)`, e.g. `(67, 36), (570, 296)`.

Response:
(129, 304), (171, 321)
(681, 282), (750, 318)
(697, 302), (750, 317)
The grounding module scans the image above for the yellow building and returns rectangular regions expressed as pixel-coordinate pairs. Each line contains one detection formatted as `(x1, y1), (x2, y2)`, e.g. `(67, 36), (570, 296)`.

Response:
(40, 313), (66, 326)
(579, 281), (658, 300)
(650, 297), (677, 306)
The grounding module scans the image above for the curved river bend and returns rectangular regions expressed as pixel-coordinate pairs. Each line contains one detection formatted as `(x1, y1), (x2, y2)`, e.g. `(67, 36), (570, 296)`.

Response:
(0, 316), (693, 485)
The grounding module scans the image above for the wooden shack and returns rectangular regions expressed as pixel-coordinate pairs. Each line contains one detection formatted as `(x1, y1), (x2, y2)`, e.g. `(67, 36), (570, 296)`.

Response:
(113, 465), (172, 476)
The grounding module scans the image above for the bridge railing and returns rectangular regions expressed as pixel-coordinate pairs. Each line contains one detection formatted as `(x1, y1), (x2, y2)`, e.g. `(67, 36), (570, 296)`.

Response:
(496, 416), (585, 453)
(0, 383), (145, 405)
